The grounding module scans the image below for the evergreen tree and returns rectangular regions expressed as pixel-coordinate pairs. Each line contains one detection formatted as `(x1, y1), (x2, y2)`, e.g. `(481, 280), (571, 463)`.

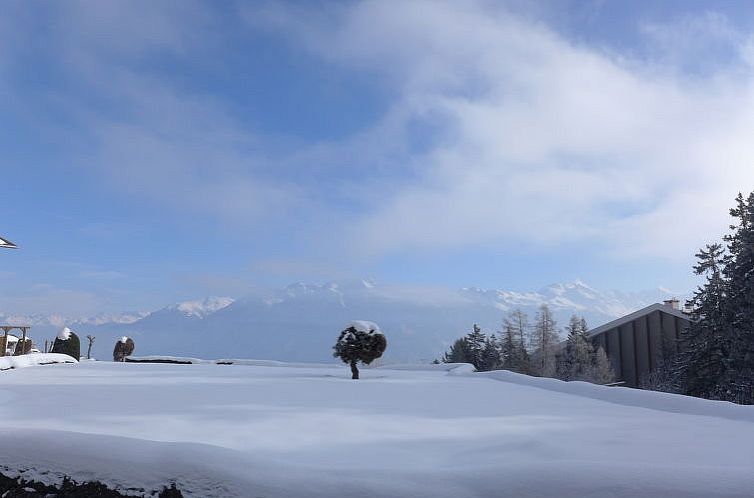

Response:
(443, 337), (472, 364)
(113, 336), (135, 362)
(465, 324), (486, 369)
(442, 324), (501, 371)
(674, 243), (731, 399)
(500, 321), (517, 369)
(531, 304), (559, 377)
(593, 347), (615, 384)
(479, 333), (501, 371)
(561, 315), (594, 381)
(51, 327), (81, 360)
(722, 192), (754, 403)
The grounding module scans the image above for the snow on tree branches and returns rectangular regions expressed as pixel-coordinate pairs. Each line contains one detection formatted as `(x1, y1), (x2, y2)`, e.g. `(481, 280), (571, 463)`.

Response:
(333, 321), (387, 379)
(113, 336), (135, 362)
(51, 327), (81, 360)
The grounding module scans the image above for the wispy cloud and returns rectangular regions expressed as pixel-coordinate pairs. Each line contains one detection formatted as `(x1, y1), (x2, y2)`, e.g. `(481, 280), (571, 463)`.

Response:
(3, 1), (754, 316)
(248, 0), (754, 262)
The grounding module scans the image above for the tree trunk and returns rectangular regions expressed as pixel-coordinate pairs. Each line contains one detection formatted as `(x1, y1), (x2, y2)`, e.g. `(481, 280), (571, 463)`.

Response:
(350, 361), (359, 380)
(87, 343), (93, 360)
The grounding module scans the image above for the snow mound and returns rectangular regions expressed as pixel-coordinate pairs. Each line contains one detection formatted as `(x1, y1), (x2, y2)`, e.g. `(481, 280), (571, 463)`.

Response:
(1, 362), (754, 497)
(379, 362), (475, 374)
(345, 320), (382, 334)
(124, 356), (335, 368)
(0, 353), (78, 371)
(170, 297), (234, 318)
(337, 321), (385, 346)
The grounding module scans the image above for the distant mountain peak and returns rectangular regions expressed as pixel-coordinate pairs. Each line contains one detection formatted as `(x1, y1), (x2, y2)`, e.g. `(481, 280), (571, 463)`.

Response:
(0, 279), (688, 362)
(168, 297), (234, 318)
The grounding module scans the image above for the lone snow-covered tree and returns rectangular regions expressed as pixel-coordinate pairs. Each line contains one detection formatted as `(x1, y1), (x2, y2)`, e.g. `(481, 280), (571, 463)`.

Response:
(51, 327), (80, 360)
(333, 321), (387, 379)
(113, 336), (135, 362)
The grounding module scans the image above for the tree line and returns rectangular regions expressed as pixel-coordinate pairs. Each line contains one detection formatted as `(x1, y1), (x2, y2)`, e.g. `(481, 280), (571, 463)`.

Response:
(651, 192), (754, 404)
(440, 304), (614, 385)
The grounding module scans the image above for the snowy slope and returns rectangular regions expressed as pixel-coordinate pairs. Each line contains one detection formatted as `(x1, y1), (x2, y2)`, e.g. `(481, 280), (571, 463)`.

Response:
(0, 361), (752, 497)
(0, 352), (77, 371)
(164, 296), (234, 318)
(1, 280), (679, 362)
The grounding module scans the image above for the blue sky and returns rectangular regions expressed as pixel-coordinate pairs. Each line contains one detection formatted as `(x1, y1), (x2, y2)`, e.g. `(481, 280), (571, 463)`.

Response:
(2, 0), (754, 315)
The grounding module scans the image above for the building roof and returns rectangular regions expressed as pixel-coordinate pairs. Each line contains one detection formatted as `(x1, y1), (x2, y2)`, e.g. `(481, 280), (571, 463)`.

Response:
(587, 303), (693, 339)
(0, 236), (17, 249)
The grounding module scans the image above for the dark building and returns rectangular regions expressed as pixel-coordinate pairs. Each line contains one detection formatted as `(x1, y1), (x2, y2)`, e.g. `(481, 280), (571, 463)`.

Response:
(588, 300), (692, 387)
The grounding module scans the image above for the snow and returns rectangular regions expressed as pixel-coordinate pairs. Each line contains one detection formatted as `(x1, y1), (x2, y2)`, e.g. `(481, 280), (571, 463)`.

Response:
(120, 336), (129, 343)
(57, 327), (72, 340)
(1, 361), (753, 497)
(0, 352), (78, 371)
(169, 297), (234, 318)
(2, 280), (683, 362)
(337, 320), (384, 346)
(345, 320), (382, 334)
(125, 355), (336, 368)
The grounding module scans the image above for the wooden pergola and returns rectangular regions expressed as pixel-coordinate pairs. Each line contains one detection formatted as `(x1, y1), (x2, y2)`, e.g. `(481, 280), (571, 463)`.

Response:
(1, 235), (24, 354)
(1, 235), (26, 355)
(1, 326), (31, 356)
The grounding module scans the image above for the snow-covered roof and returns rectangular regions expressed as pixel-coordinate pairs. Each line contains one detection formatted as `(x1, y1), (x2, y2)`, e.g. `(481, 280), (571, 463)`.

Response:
(0, 352), (77, 371)
(0, 235), (17, 249)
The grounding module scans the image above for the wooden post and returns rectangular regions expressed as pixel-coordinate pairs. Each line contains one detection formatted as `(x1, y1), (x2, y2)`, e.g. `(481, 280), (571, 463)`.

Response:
(20, 327), (27, 355)
(1, 327), (7, 357)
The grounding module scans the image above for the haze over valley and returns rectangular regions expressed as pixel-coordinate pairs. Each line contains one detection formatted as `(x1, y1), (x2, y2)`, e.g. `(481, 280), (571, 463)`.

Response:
(2, 279), (679, 361)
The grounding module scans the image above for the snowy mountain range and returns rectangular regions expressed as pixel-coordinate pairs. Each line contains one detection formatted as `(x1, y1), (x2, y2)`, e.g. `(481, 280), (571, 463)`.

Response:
(0, 280), (682, 362)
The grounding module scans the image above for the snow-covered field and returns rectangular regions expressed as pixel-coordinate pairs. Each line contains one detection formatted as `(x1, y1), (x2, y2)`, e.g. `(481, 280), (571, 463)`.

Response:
(1, 361), (753, 497)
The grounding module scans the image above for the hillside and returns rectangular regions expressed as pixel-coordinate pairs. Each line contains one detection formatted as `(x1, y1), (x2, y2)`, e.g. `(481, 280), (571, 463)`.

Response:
(0, 361), (751, 497)
(1, 280), (678, 361)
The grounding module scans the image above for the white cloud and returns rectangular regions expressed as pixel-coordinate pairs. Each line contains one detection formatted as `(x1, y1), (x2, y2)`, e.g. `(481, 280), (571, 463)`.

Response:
(5, 0), (754, 278)
(251, 0), (754, 262)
